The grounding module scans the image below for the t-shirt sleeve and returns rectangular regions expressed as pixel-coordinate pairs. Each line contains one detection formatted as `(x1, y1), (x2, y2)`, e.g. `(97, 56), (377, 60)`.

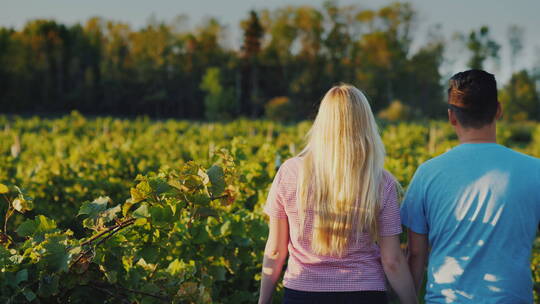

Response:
(400, 166), (429, 234)
(379, 172), (403, 237)
(263, 164), (288, 219)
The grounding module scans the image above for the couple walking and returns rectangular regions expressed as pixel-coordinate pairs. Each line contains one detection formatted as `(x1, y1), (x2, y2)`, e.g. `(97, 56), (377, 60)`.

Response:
(258, 70), (540, 304)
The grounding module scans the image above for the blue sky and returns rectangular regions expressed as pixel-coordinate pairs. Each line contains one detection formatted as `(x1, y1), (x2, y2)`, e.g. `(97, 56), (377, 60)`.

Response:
(2, 0), (539, 82)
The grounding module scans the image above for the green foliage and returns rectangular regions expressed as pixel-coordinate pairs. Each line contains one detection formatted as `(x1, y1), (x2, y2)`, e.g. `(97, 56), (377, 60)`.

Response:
(200, 67), (238, 120)
(265, 96), (295, 121)
(533, 238), (540, 303)
(241, 10), (264, 58)
(0, 115), (539, 303)
(464, 25), (501, 70)
(0, 2), (462, 120)
(1, 155), (268, 303)
(378, 100), (412, 121)
(500, 70), (540, 121)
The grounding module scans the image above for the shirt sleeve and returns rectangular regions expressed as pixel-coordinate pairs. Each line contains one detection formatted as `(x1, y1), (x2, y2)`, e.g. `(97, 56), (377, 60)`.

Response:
(400, 166), (429, 234)
(378, 172), (403, 237)
(263, 164), (288, 219)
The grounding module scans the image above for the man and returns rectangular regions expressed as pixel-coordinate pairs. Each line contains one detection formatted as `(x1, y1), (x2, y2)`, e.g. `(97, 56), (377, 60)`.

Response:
(401, 69), (540, 303)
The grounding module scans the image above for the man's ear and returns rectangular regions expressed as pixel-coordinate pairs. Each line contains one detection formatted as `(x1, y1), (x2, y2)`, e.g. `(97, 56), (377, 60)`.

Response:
(448, 109), (458, 126)
(495, 102), (503, 120)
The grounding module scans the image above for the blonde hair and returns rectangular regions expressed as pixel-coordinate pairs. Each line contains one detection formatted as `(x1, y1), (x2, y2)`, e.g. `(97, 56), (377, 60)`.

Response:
(297, 84), (385, 257)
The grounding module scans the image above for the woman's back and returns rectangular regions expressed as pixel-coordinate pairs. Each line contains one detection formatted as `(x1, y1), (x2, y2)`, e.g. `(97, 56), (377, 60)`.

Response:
(258, 84), (417, 304)
(264, 156), (402, 292)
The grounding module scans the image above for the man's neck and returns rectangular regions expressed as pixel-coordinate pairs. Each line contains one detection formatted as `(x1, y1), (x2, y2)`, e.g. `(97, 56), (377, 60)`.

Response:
(456, 124), (497, 144)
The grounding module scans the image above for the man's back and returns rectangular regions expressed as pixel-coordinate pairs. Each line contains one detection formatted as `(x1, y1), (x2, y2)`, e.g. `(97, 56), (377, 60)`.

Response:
(401, 143), (540, 303)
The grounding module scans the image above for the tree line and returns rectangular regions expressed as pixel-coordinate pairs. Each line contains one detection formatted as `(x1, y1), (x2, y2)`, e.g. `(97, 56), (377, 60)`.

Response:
(0, 1), (538, 121)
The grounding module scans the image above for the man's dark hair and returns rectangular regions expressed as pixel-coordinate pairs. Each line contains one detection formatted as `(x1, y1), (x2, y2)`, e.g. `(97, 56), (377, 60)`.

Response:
(447, 69), (499, 128)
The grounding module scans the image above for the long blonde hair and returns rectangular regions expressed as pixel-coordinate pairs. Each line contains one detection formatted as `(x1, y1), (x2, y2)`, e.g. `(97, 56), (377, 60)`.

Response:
(297, 84), (385, 257)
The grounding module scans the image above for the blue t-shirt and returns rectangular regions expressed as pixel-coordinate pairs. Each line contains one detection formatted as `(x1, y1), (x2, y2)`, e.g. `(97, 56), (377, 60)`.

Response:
(401, 143), (540, 304)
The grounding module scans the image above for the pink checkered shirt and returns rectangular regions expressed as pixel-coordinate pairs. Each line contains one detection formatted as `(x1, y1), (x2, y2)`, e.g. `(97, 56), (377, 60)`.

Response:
(263, 157), (402, 292)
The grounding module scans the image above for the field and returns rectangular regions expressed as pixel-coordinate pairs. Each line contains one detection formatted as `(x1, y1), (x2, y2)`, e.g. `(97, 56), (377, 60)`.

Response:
(0, 112), (539, 303)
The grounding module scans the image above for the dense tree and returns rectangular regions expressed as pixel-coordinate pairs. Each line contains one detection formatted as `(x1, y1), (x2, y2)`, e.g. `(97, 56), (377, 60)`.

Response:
(200, 67), (237, 120)
(507, 25), (524, 73)
(240, 11), (264, 117)
(464, 26), (500, 70)
(500, 70), (539, 121)
(403, 26), (445, 117)
(0, 2), (531, 121)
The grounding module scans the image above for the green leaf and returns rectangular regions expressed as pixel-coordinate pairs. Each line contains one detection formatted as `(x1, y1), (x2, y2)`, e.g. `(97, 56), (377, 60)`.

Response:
(38, 274), (59, 297)
(209, 265), (227, 281)
(195, 207), (218, 218)
(149, 205), (172, 224)
(168, 179), (186, 192)
(16, 215), (57, 241)
(167, 259), (184, 276)
(14, 269), (28, 286)
(22, 289), (36, 302)
(134, 218), (148, 226)
(220, 220), (232, 237)
(0, 183), (8, 194)
(130, 187), (146, 203)
(192, 225), (210, 244)
(184, 175), (203, 188)
(167, 259), (196, 279)
(187, 193), (211, 206)
(131, 179), (152, 203)
(122, 199), (135, 216)
(78, 197), (109, 218)
(0, 246), (13, 267)
(148, 177), (170, 195)
(104, 270), (118, 284)
(138, 245), (160, 264)
(101, 205), (121, 223)
(41, 237), (70, 273)
(137, 180), (152, 193)
(207, 165), (225, 195)
(133, 204), (150, 218)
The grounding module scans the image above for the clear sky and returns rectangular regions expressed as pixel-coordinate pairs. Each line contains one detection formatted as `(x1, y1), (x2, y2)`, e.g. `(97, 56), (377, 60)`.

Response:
(2, 0), (539, 82)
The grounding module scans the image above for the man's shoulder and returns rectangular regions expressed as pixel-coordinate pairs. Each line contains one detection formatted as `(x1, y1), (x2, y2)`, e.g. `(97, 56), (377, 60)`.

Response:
(500, 145), (540, 165)
(414, 148), (458, 175)
(417, 144), (540, 173)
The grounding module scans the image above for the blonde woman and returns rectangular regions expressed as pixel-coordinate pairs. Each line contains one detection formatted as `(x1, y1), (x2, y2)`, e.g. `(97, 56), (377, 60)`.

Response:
(258, 85), (417, 304)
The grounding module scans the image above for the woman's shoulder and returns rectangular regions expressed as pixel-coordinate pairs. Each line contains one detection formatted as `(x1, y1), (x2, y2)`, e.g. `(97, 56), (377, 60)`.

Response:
(381, 169), (399, 189)
(282, 156), (303, 167)
(276, 156), (303, 180)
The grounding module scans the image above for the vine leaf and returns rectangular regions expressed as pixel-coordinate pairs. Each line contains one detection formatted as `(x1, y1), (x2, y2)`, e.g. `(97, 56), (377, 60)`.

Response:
(207, 165), (225, 195)
(133, 204), (150, 219)
(0, 183), (8, 194)
(14, 269), (28, 287)
(38, 274), (60, 297)
(130, 188), (146, 203)
(22, 289), (36, 302)
(78, 197), (109, 218)
(42, 238), (70, 273)
(16, 215), (57, 242)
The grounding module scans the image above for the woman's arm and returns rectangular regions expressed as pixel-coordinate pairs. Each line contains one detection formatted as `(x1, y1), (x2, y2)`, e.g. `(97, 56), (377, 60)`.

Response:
(258, 216), (289, 304)
(380, 235), (418, 304)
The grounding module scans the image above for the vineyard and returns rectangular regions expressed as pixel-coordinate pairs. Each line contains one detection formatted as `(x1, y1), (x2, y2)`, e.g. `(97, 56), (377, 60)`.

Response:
(0, 112), (539, 303)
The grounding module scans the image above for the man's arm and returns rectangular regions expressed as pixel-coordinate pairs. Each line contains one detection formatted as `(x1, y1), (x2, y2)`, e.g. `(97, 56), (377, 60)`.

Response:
(407, 229), (429, 294)
(258, 216), (289, 304)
